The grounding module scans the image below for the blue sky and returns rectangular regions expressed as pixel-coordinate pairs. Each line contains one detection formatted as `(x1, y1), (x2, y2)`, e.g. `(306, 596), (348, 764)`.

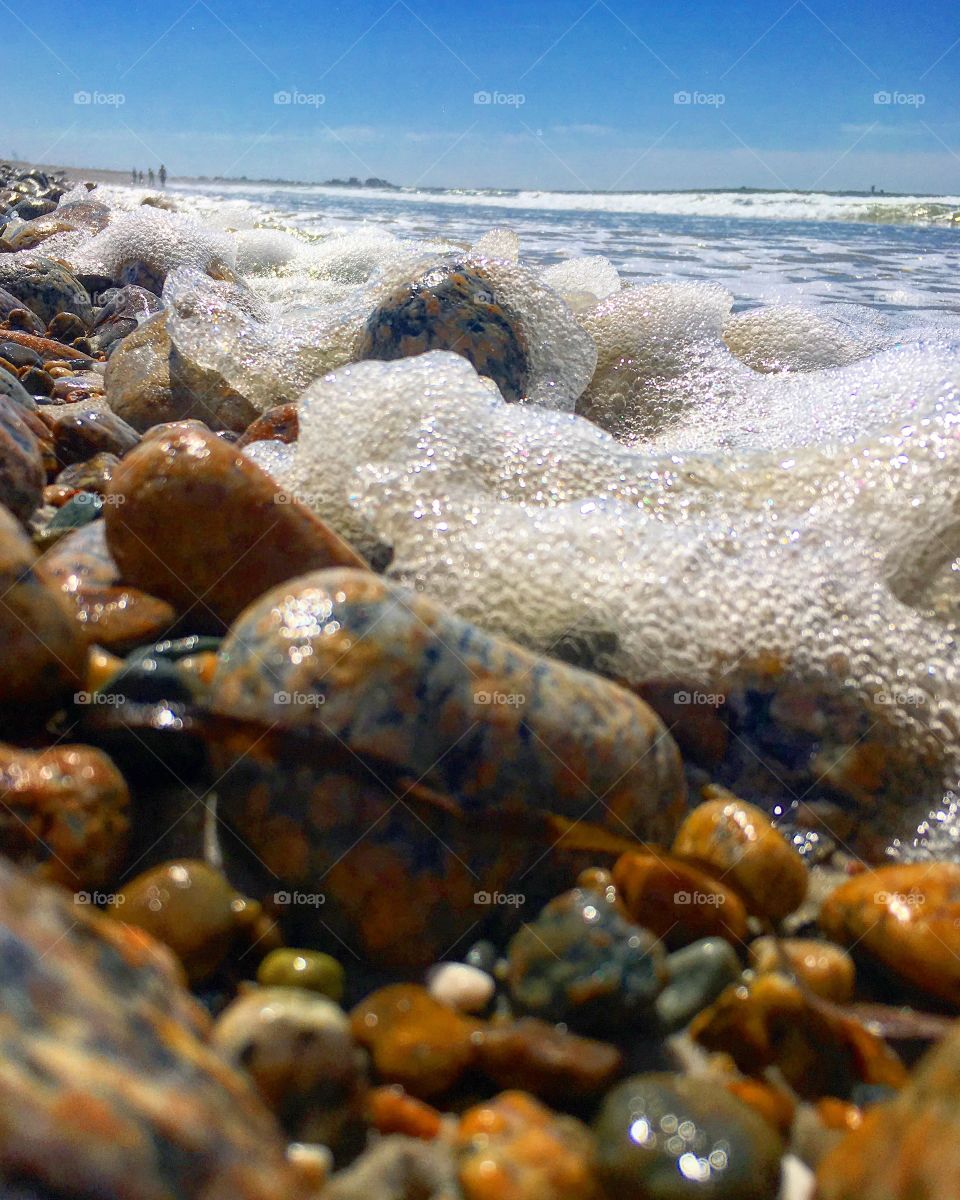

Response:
(4, 0), (959, 192)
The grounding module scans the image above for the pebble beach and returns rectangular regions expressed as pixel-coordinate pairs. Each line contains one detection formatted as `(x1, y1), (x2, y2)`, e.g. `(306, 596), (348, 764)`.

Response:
(1, 158), (960, 1200)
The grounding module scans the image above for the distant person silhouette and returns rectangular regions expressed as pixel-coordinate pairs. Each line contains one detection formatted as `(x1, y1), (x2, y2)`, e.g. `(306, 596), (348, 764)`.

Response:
(137, 170), (144, 184)
(159, 164), (167, 188)
(148, 168), (155, 187)
(131, 167), (137, 184)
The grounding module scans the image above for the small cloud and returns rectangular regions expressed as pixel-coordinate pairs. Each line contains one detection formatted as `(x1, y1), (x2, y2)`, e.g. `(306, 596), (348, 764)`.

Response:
(551, 123), (615, 136)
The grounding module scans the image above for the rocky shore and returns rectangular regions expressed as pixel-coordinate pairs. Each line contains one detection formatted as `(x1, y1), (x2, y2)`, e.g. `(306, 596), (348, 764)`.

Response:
(0, 160), (958, 1199)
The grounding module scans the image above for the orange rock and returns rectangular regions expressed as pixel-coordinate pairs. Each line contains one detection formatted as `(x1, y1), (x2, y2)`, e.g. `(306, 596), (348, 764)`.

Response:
(816, 1098), (863, 1132)
(819, 863), (960, 1008)
(457, 1091), (600, 1200)
(750, 936), (855, 1002)
(612, 849), (749, 948)
(672, 785), (807, 920)
(725, 1078), (795, 1136)
(350, 984), (482, 1098)
(475, 1017), (622, 1101)
(103, 426), (367, 626)
(0, 742), (128, 889)
(367, 1085), (443, 1140)
(689, 973), (906, 1100)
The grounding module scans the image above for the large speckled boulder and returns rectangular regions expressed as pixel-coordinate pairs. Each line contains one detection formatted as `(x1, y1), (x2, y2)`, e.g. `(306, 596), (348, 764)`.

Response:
(0, 858), (312, 1200)
(209, 569), (685, 968)
(0, 506), (86, 720)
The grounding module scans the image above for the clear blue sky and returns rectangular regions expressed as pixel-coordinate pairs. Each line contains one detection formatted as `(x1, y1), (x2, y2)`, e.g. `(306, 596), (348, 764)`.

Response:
(5, 0), (958, 192)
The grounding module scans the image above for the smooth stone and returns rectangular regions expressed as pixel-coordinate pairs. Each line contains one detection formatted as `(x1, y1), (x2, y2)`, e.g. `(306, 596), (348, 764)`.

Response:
(457, 1091), (599, 1200)
(257, 948), (345, 1002)
(367, 1085), (443, 1140)
(427, 962), (495, 1014)
(110, 859), (260, 984)
(816, 1018), (960, 1200)
(819, 863), (960, 1008)
(104, 427), (366, 626)
(0, 394), (44, 521)
(465, 939), (499, 974)
(350, 984), (482, 1098)
(475, 1017), (622, 1101)
(0, 362), (37, 411)
(18, 365), (54, 396)
(0, 741), (128, 889)
(237, 402), (299, 448)
(46, 312), (88, 344)
(0, 284), (45, 333)
(505, 887), (667, 1034)
(37, 520), (176, 651)
(593, 1073), (783, 1200)
(749, 936), (855, 1002)
(0, 339), (42, 368)
(0, 858), (312, 1200)
(689, 972), (906, 1100)
(39, 401), (140, 466)
(0, 255), (93, 325)
(104, 311), (258, 431)
(612, 851), (750, 949)
(655, 937), (743, 1032)
(212, 986), (367, 1153)
(0, 506), (86, 719)
(673, 786), (808, 921)
(358, 261), (530, 402)
(49, 450), (119, 499)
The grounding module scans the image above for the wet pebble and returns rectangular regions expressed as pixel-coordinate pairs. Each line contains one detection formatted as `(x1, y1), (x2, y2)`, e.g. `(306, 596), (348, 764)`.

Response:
(426, 961), (495, 1014)
(0, 255), (93, 326)
(673, 786), (808, 921)
(655, 937), (743, 1032)
(237, 402), (299, 447)
(819, 863), (960, 1008)
(39, 401), (140, 466)
(505, 887), (667, 1035)
(104, 426), (366, 625)
(749, 936), (855, 1003)
(367, 1085), (443, 1140)
(350, 983), (482, 1098)
(0, 741), (129, 889)
(110, 859), (260, 984)
(475, 1016), (622, 1101)
(212, 986), (367, 1152)
(257, 948), (345, 1002)
(593, 1073), (783, 1200)
(0, 394), (44, 521)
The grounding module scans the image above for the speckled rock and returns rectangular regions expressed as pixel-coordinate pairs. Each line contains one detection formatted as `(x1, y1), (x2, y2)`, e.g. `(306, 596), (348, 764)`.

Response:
(210, 570), (684, 968)
(0, 741), (128, 889)
(212, 986), (367, 1152)
(350, 984), (481, 1098)
(612, 850), (749, 948)
(475, 1017), (622, 1101)
(816, 1018), (960, 1200)
(0, 506), (86, 719)
(0, 858), (313, 1200)
(104, 311), (258, 432)
(673, 786), (808, 921)
(749, 936), (855, 1003)
(506, 887), (667, 1034)
(819, 863), (960, 1008)
(257, 948), (345, 1001)
(37, 519), (176, 650)
(457, 1091), (600, 1200)
(593, 1073), (783, 1200)
(104, 427), (366, 626)
(0, 395), (44, 521)
(0, 255), (93, 326)
(654, 937), (743, 1032)
(689, 972), (906, 1099)
(110, 859), (260, 984)
(358, 261), (530, 402)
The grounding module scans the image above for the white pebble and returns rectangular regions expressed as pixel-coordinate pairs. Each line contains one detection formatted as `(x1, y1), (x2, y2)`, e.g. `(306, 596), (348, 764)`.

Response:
(426, 961), (495, 1013)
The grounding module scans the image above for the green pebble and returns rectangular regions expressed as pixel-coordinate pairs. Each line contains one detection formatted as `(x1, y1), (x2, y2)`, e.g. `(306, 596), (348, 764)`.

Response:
(655, 937), (742, 1032)
(257, 949), (344, 1001)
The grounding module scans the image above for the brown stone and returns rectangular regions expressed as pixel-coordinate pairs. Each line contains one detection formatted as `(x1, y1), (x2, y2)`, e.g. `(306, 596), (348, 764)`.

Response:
(0, 741), (128, 889)
(0, 394), (44, 521)
(475, 1017), (622, 1101)
(750, 935), (855, 1002)
(237, 402), (299, 448)
(820, 863), (960, 1008)
(672, 785), (808, 920)
(612, 849), (749, 948)
(104, 426), (367, 626)
(367, 1085), (443, 1140)
(350, 984), (481, 1099)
